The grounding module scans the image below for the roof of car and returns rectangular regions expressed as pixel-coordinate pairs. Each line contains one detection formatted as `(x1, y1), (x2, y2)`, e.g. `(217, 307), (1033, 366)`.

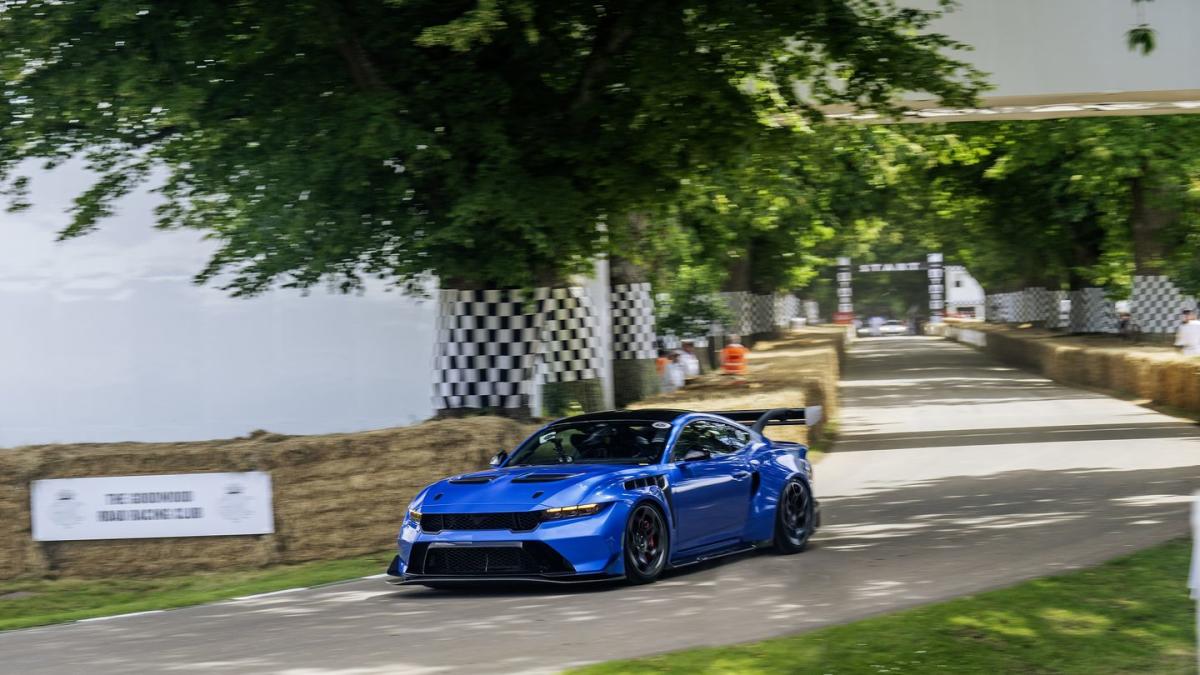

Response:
(557, 409), (694, 424)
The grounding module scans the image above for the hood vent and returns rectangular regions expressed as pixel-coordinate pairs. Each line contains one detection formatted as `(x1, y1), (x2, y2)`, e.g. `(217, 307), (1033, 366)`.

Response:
(625, 475), (668, 490)
(512, 473), (582, 483)
(449, 474), (498, 484)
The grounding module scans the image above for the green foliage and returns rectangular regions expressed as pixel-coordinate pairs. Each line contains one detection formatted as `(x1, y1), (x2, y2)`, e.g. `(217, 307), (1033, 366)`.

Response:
(573, 538), (1195, 675)
(0, 1), (982, 293)
(789, 115), (1200, 300)
(1128, 0), (1156, 55)
(654, 263), (730, 340)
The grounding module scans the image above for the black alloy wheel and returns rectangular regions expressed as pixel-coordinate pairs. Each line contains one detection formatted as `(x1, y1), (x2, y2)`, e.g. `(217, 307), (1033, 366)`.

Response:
(624, 503), (668, 584)
(773, 478), (815, 554)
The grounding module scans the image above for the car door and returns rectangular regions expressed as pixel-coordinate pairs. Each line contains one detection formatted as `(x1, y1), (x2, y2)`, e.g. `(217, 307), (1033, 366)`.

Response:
(668, 420), (753, 552)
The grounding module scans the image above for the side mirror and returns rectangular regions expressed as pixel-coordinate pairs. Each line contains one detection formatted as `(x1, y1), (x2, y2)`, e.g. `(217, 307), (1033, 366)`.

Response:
(682, 448), (711, 462)
(489, 451), (508, 468)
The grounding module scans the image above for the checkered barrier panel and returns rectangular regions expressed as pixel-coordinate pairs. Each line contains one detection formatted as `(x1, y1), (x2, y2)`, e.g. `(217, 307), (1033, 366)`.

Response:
(750, 294), (775, 334)
(1024, 287), (1053, 324)
(774, 294), (800, 328)
(611, 282), (657, 361)
(1069, 288), (1118, 333)
(986, 292), (1018, 323)
(537, 287), (603, 384)
(1133, 275), (1198, 334)
(1046, 290), (1070, 330)
(721, 291), (753, 336)
(433, 288), (537, 411)
(432, 286), (604, 411)
(1011, 288), (1041, 323)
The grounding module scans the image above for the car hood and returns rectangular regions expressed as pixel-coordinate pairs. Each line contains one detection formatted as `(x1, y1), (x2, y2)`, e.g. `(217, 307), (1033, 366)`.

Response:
(415, 463), (640, 512)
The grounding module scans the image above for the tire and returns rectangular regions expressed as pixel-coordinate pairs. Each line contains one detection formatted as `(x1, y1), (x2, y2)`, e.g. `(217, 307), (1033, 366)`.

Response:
(773, 478), (815, 554)
(624, 503), (669, 584)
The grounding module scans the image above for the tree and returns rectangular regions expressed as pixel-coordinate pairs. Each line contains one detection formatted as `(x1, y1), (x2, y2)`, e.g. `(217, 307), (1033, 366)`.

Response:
(0, 0), (982, 291)
(0, 0), (984, 414)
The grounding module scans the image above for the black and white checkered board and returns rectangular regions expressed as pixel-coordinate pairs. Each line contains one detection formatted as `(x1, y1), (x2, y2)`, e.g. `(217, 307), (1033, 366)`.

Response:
(986, 292), (1017, 323)
(1133, 275), (1198, 334)
(611, 282), (657, 360)
(432, 287), (603, 411)
(539, 287), (603, 384)
(722, 291), (789, 336)
(722, 291), (753, 336)
(1069, 288), (1117, 333)
(774, 294), (800, 329)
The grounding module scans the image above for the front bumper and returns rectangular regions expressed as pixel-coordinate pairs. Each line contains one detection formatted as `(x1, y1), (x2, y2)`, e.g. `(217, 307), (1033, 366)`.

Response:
(386, 502), (631, 584)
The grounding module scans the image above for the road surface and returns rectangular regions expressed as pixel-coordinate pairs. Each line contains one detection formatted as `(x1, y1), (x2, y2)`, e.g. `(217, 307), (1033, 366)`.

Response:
(5, 336), (1198, 673)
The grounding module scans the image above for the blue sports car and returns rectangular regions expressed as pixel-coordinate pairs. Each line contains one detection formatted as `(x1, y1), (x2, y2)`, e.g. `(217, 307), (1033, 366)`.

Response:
(386, 407), (821, 586)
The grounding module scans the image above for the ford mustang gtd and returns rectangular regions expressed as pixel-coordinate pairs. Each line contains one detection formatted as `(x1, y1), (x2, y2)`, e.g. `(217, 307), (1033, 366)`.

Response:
(386, 407), (821, 586)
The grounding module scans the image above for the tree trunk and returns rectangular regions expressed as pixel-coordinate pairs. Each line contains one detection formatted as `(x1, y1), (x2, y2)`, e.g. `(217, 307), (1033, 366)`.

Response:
(610, 255), (659, 407)
(1130, 172), (1171, 276)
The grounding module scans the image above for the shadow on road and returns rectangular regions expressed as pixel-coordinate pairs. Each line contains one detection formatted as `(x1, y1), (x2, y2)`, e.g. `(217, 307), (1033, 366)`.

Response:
(837, 421), (1200, 452)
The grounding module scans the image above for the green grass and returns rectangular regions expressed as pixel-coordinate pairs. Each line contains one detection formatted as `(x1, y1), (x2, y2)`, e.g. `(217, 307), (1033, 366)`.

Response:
(574, 539), (1195, 674)
(0, 551), (393, 631)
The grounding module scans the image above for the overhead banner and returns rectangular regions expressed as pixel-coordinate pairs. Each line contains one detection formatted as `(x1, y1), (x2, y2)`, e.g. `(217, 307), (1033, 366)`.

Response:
(31, 472), (274, 541)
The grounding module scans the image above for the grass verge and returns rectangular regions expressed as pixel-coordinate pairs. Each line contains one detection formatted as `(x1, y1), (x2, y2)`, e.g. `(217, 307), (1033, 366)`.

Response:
(0, 551), (393, 632)
(573, 539), (1195, 674)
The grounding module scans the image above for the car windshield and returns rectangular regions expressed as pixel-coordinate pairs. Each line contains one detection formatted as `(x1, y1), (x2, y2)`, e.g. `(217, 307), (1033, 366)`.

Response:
(507, 421), (672, 466)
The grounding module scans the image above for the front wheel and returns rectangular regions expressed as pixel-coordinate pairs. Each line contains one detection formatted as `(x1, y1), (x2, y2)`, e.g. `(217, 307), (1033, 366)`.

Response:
(624, 503), (668, 584)
(773, 478), (815, 554)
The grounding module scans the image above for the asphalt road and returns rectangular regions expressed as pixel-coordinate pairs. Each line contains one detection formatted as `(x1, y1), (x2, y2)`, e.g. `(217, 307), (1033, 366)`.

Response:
(5, 336), (1199, 674)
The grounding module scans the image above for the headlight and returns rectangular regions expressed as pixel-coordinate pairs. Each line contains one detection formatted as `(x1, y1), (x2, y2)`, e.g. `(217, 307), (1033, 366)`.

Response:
(407, 508), (422, 525)
(542, 503), (605, 521)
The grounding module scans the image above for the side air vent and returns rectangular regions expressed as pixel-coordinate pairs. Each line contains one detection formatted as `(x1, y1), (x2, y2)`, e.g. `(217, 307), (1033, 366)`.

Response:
(512, 473), (581, 483)
(624, 475), (668, 491)
(449, 474), (498, 484)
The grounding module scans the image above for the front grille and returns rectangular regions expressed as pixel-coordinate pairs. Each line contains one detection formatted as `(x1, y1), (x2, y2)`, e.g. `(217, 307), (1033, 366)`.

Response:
(412, 542), (575, 576)
(425, 547), (526, 574)
(421, 512), (541, 533)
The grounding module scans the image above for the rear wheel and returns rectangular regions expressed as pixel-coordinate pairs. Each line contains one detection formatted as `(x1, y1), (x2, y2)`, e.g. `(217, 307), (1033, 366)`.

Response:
(624, 503), (668, 584)
(773, 478), (815, 554)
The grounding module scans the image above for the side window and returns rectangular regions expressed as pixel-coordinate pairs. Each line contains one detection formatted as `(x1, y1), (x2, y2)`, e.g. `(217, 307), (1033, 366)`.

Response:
(672, 420), (745, 460)
(714, 423), (752, 453)
(672, 420), (715, 456)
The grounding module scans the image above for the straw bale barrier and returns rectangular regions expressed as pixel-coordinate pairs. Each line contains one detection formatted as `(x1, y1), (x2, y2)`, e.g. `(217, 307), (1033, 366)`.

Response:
(0, 327), (844, 581)
(0, 417), (534, 580)
(944, 323), (1200, 414)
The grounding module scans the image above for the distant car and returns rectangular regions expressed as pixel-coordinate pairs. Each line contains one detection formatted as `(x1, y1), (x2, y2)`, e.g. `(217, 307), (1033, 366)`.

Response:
(386, 407), (822, 587)
(879, 320), (909, 336)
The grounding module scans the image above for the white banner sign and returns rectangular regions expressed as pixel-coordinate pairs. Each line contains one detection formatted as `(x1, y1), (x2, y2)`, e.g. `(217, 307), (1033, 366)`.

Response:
(31, 472), (274, 541)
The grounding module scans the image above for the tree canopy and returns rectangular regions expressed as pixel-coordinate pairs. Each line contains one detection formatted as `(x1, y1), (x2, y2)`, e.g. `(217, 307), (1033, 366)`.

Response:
(0, 0), (983, 294)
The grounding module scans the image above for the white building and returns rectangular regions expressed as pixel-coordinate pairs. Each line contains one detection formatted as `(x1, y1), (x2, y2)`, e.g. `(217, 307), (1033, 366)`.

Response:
(945, 265), (987, 320)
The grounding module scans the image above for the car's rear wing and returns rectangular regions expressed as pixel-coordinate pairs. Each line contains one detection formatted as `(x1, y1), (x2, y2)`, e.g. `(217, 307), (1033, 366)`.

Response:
(712, 406), (824, 434)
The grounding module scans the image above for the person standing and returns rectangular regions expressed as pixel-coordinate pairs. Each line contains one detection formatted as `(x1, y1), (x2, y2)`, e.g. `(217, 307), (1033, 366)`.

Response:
(664, 352), (686, 391)
(1175, 309), (1200, 356)
(720, 335), (749, 376)
(678, 341), (702, 381)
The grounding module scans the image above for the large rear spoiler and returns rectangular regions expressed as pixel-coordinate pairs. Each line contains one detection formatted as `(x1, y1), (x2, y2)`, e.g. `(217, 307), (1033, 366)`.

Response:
(712, 406), (824, 434)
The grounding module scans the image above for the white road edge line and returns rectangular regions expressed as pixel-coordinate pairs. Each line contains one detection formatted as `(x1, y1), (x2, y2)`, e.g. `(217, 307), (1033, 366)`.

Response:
(76, 610), (165, 623)
(361, 573), (389, 580)
(231, 587), (309, 601)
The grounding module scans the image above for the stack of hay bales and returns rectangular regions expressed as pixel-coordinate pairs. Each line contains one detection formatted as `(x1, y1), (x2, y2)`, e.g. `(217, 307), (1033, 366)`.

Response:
(945, 323), (1200, 416)
(0, 417), (534, 580)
